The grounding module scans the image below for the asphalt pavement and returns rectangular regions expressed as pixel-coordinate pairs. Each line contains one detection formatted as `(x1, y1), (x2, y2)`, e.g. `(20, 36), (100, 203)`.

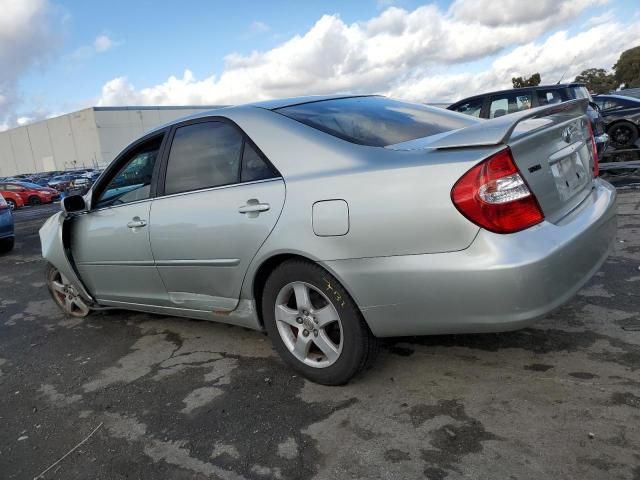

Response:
(1, 189), (639, 480)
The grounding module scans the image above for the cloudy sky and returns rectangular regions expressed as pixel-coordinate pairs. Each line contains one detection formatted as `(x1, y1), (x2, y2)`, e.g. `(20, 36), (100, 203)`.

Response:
(1, 0), (639, 130)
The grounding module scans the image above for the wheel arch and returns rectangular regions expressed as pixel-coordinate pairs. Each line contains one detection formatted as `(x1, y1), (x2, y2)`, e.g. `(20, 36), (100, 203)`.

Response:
(250, 252), (365, 330)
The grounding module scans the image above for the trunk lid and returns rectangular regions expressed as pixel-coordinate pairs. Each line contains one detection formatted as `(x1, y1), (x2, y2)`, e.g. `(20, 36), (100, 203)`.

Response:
(389, 99), (595, 224)
(507, 111), (594, 223)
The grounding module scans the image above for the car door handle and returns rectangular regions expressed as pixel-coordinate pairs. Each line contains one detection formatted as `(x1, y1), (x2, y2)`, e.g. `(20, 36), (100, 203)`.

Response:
(127, 217), (147, 228)
(238, 202), (270, 214)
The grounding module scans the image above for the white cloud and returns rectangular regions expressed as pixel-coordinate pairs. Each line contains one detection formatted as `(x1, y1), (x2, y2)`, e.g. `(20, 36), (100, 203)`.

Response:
(69, 34), (119, 61)
(248, 21), (270, 35)
(0, 0), (58, 128)
(449, 0), (609, 26)
(94, 34), (114, 52)
(97, 0), (631, 108)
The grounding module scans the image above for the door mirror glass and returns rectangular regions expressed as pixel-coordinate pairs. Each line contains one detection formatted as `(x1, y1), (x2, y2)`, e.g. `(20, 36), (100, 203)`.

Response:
(62, 195), (87, 213)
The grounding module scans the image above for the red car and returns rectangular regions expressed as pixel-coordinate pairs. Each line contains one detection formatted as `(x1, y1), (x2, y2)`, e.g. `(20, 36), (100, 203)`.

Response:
(0, 181), (60, 207)
(0, 189), (25, 210)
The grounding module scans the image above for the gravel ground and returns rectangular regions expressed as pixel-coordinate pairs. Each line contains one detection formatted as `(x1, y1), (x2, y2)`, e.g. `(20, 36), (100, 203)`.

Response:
(0, 189), (639, 480)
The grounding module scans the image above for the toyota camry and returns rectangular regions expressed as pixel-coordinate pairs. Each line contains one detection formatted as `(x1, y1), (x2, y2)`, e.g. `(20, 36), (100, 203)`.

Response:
(39, 95), (617, 385)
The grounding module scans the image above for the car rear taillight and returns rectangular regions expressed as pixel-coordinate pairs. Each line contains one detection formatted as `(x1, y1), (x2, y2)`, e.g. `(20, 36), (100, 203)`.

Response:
(451, 148), (544, 234)
(586, 121), (599, 177)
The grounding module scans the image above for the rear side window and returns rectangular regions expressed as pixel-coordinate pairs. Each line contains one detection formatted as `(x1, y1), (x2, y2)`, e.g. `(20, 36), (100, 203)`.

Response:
(165, 122), (243, 195)
(451, 98), (483, 117)
(489, 93), (532, 118)
(536, 90), (563, 106)
(164, 121), (277, 195)
(275, 96), (477, 147)
(241, 142), (276, 183)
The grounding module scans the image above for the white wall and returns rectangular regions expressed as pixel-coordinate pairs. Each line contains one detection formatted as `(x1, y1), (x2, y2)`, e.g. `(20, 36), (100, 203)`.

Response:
(0, 106), (218, 176)
(94, 107), (214, 166)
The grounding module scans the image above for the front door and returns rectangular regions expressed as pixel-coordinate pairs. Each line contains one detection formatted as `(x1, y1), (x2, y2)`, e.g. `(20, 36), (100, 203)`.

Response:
(149, 119), (285, 312)
(70, 133), (169, 305)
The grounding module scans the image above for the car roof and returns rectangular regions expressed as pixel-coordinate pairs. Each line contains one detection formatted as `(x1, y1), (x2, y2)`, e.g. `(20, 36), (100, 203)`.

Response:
(450, 83), (586, 106)
(145, 94), (380, 135)
(595, 94), (640, 102)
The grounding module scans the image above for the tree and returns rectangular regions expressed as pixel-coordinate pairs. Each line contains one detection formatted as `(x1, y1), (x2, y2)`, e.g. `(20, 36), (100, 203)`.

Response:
(574, 68), (617, 94)
(614, 45), (640, 88)
(512, 73), (541, 88)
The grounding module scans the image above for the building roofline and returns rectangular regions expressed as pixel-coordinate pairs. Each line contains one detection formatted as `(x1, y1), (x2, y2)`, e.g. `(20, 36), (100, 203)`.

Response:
(92, 105), (228, 111)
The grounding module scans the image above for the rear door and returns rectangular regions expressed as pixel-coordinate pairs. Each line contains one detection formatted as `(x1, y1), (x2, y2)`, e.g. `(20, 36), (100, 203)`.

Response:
(150, 118), (285, 312)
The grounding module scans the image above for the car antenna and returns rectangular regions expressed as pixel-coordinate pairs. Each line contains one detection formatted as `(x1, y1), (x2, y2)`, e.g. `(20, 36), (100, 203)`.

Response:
(556, 55), (577, 84)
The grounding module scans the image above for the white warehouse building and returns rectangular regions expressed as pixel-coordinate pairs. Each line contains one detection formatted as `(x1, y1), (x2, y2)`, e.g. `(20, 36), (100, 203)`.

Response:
(0, 106), (223, 177)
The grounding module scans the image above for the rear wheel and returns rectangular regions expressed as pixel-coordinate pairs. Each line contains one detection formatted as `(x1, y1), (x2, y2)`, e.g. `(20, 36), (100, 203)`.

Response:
(28, 196), (41, 206)
(6, 199), (16, 210)
(262, 259), (378, 385)
(608, 122), (639, 147)
(46, 263), (91, 317)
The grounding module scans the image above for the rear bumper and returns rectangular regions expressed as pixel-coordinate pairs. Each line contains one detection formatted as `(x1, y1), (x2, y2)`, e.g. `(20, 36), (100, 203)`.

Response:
(0, 209), (14, 238)
(323, 179), (617, 337)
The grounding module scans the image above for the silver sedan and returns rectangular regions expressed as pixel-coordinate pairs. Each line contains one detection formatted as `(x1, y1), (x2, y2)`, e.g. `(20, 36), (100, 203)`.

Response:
(40, 95), (617, 384)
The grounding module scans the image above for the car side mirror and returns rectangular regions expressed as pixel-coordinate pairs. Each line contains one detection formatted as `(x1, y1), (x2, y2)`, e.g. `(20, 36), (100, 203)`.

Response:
(62, 195), (87, 214)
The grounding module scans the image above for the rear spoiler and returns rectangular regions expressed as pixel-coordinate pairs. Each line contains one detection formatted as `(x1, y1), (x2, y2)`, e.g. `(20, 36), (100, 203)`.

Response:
(427, 99), (589, 150)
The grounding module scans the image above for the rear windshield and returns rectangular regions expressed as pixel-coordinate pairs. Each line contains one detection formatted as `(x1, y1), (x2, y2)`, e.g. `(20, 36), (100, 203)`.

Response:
(274, 96), (477, 147)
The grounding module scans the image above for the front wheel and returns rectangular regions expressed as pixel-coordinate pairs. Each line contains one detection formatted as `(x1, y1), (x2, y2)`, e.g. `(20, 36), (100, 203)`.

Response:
(262, 259), (378, 385)
(28, 196), (41, 206)
(46, 263), (91, 317)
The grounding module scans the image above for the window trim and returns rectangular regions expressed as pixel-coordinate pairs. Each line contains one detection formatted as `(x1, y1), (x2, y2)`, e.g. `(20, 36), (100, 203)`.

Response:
(155, 116), (281, 199)
(89, 129), (169, 211)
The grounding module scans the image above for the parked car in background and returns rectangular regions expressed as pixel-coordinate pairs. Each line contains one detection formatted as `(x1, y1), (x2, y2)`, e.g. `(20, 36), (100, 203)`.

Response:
(448, 83), (609, 156)
(69, 177), (92, 195)
(616, 88), (640, 100)
(48, 175), (76, 192)
(592, 94), (640, 147)
(0, 194), (15, 252)
(41, 95), (616, 384)
(0, 188), (25, 210)
(0, 181), (60, 206)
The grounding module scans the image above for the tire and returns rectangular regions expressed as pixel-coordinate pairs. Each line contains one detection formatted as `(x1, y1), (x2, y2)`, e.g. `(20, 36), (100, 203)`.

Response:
(28, 196), (41, 206)
(0, 237), (14, 253)
(608, 122), (639, 147)
(45, 263), (91, 318)
(262, 259), (379, 385)
(6, 199), (16, 210)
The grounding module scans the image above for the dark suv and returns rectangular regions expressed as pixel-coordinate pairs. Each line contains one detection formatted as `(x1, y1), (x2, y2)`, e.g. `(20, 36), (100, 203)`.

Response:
(448, 83), (608, 155)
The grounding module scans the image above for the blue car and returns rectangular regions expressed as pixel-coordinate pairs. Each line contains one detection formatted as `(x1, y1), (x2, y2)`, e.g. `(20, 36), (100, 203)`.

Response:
(0, 194), (15, 252)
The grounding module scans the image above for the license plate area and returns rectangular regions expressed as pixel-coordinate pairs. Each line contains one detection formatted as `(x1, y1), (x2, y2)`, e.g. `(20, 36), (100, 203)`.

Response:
(550, 147), (590, 201)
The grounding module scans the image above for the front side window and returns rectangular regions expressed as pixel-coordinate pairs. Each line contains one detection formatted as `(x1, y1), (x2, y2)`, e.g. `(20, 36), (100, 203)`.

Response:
(94, 135), (163, 209)
(164, 122), (244, 195)
(275, 96), (477, 147)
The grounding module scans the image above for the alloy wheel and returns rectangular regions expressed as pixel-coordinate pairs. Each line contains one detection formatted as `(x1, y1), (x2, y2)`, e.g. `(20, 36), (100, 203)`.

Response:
(274, 281), (343, 368)
(610, 124), (634, 146)
(47, 267), (90, 317)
